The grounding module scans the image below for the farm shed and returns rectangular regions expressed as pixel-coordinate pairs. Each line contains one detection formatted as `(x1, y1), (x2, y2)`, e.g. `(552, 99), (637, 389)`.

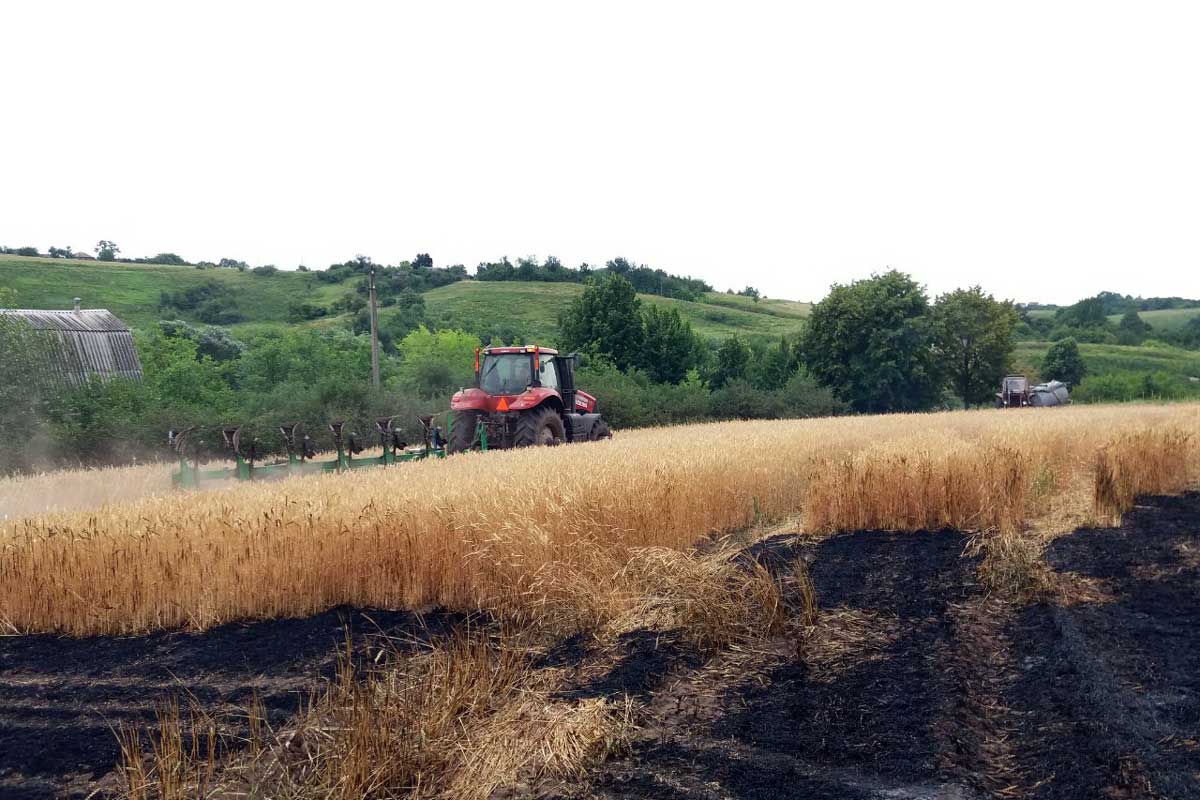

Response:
(0, 306), (142, 386)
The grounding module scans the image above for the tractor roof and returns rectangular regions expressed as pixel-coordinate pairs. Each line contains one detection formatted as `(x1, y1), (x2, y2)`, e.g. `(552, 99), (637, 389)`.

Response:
(484, 345), (560, 356)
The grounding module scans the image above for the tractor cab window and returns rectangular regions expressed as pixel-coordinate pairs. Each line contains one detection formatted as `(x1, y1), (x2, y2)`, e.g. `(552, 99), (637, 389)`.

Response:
(537, 357), (559, 391)
(479, 353), (532, 396)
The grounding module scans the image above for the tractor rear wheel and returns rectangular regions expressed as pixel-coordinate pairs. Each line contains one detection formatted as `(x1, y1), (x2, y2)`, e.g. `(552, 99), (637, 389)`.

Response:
(447, 410), (481, 453)
(514, 406), (565, 448)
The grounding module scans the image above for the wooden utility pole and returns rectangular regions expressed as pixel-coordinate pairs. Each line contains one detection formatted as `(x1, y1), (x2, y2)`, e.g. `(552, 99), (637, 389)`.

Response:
(368, 268), (381, 388)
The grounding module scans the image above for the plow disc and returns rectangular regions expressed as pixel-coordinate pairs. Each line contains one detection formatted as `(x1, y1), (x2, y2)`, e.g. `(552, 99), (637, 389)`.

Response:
(170, 415), (446, 488)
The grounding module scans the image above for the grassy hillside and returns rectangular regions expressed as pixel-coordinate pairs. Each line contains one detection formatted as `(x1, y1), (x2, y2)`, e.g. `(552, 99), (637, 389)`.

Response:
(422, 281), (807, 342)
(699, 291), (811, 319)
(1106, 307), (1200, 332)
(1013, 340), (1200, 381)
(1026, 306), (1200, 333)
(0, 255), (343, 332)
(1, 257), (807, 343)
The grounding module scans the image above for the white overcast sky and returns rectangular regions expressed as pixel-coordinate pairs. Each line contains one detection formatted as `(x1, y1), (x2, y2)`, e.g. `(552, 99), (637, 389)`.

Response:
(2, 1), (1198, 305)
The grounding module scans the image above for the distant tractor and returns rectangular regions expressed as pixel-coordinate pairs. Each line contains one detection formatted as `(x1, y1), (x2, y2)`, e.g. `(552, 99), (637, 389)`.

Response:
(996, 374), (1070, 408)
(997, 375), (1031, 407)
(448, 345), (612, 452)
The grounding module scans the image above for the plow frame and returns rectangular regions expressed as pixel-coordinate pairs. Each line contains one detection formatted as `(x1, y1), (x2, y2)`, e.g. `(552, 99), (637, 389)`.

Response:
(170, 415), (456, 489)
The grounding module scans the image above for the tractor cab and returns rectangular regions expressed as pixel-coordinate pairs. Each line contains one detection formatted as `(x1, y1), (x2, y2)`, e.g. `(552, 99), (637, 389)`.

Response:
(448, 345), (609, 452)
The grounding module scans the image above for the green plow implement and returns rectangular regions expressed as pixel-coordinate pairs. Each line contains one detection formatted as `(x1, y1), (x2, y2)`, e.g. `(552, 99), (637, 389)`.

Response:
(169, 414), (476, 489)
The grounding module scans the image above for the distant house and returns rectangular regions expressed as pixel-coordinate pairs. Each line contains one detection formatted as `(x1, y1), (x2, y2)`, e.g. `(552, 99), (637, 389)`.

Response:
(0, 304), (142, 386)
(72, 251), (96, 260)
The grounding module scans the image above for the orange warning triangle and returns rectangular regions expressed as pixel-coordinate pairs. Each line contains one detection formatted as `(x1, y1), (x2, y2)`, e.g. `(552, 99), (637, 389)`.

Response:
(497, 397), (509, 411)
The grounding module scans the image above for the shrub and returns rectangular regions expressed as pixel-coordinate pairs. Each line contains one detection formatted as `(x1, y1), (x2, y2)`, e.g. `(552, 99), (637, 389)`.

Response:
(709, 379), (786, 419)
(1075, 370), (1197, 403)
(150, 252), (188, 265)
(1041, 337), (1086, 385)
(778, 371), (847, 417)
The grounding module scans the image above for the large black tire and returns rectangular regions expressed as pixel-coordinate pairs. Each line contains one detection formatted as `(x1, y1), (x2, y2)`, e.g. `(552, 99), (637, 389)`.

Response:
(447, 410), (481, 454)
(589, 418), (612, 441)
(513, 406), (565, 448)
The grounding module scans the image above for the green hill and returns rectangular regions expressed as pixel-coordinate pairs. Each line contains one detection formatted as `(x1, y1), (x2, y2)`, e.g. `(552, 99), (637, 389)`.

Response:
(0, 255), (343, 334)
(1013, 340), (1200, 382)
(421, 281), (807, 343)
(1026, 306), (1200, 333)
(0, 256), (808, 343)
(1107, 307), (1200, 332)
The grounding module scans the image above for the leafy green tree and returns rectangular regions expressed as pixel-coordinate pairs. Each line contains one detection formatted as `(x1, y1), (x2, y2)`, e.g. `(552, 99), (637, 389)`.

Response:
(151, 252), (187, 265)
(383, 290), (427, 342)
(394, 326), (481, 397)
(1041, 337), (1086, 385)
(778, 370), (848, 417)
(639, 305), (700, 383)
(236, 329), (374, 393)
(95, 240), (120, 261)
(559, 273), (645, 370)
(516, 256), (540, 280)
(158, 320), (246, 362)
(1055, 296), (1108, 328)
(1118, 309), (1150, 334)
(709, 335), (751, 389)
(931, 287), (1019, 406)
(1174, 315), (1200, 348)
(1116, 309), (1152, 344)
(136, 328), (237, 416)
(802, 270), (942, 413)
(753, 336), (795, 391)
(543, 256), (567, 281)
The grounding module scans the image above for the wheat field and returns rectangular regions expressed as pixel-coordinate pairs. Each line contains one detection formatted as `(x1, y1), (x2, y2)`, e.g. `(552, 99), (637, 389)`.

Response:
(1, 403), (1197, 636)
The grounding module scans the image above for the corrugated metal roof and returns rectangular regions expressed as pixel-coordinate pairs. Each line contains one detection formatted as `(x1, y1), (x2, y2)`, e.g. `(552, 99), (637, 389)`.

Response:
(0, 309), (131, 332)
(0, 309), (143, 384)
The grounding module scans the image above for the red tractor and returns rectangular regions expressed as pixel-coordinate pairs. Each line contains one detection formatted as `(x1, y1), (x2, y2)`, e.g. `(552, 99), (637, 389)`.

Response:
(447, 345), (612, 452)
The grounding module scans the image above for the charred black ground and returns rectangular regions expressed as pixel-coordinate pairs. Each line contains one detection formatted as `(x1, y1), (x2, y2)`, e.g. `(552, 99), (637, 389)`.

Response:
(2, 493), (1198, 800)
(1006, 493), (1200, 799)
(0, 609), (467, 800)
(577, 492), (1200, 800)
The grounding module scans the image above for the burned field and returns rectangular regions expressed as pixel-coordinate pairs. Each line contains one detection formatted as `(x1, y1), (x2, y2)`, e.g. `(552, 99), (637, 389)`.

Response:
(0, 609), (470, 799)
(580, 492), (1200, 800)
(3, 493), (1198, 799)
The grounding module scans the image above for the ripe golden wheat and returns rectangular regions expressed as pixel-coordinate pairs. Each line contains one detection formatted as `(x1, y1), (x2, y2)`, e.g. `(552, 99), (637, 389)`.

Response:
(1, 403), (1197, 636)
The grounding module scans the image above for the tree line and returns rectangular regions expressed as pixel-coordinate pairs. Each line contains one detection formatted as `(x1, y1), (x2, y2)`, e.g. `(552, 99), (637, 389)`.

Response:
(559, 269), (1031, 415)
(4, 255), (1198, 475)
(1018, 293), (1200, 349)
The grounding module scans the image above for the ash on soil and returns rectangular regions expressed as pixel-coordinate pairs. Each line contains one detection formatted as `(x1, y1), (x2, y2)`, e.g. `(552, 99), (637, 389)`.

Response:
(1006, 492), (1200, 799)
(581, 528), (987, 800)
(0, 607), (466, 800)
(578, 493), (1200, 800)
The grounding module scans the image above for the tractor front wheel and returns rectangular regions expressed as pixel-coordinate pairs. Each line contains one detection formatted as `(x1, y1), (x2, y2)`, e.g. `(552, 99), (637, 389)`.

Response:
(514, 407), (565, 448)
(447, 410), (481, 453)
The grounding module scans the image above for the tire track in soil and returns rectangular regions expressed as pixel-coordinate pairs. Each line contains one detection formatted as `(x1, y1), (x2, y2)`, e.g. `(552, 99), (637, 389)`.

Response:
(567, 495), (1200, 799)
(572, 528), (1005, 800)
(1004, 492), (1200, 799)
(934, 598), (1025, 796)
